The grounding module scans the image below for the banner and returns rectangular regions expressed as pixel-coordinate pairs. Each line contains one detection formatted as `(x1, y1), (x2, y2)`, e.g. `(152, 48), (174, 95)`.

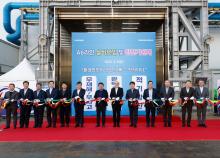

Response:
(72, 32), (156, 115)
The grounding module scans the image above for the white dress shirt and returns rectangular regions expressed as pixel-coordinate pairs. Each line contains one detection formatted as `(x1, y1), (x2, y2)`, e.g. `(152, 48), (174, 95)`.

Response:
(115, 87), (118, 94)
(149, 89), (153, 99)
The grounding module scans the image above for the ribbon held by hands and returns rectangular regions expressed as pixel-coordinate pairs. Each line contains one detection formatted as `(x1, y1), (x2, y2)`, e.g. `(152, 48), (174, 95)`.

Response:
(194, 98), (207, 108)
(33, 99), (44, 107)
(46, 98), (60, 109)
(21, 99), (32, 106)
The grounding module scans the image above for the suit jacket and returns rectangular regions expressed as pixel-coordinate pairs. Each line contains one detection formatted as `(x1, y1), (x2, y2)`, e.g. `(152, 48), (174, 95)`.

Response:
(59, 89), (71, 99)
(180, 87), (195, 104)
(110, 87), (123, 99)
(72, 88), (86, 99)
(19, 88), (34, 100)
(160, 87), (175, 99)
(195, 87), (209, 99)
(195, 86), (209, 105)
(33, 90), (47, 102)
(46, 88), (59, 99)
(126, 89), (140, 107)
(143, 88), (158, 100)
(125, 89), (140, 100)
(94, 89), (108, 106)
(4, 90), (19, 106)
(4, 91), (19, 100)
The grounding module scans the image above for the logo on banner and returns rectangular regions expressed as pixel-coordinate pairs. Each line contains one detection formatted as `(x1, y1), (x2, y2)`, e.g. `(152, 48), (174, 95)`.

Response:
(82, 76), (97, 111)
(132, 76), (147, 111)
(106, 76), (122, 111)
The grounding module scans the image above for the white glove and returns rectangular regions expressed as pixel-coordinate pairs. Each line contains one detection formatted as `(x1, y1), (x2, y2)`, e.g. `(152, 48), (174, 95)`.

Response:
(200, 97), (204, 100)
(184, 97), (188, 100)
(101, 98), (105, 100)
(129, 98), (133, 102)
(133, 98), (136, 101)
(116, 97), (120, 101)
(168, 98), (172, 101)
(190, 96), (194, 100)
(146, 97), (150, 100)
(20, 98), (24, 101)
(34, 99), (40, 103)
(74, 96), (80, 99)
(205, 98), (209, 101)
(11, 99), (14, 102)
(63, 98), (67, 101)
(161, 98), (165, 102)
(112, 97), (116, 100)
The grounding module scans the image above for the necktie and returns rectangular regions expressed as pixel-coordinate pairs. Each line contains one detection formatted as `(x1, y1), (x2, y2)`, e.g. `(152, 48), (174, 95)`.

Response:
(9, 92), (13, 100)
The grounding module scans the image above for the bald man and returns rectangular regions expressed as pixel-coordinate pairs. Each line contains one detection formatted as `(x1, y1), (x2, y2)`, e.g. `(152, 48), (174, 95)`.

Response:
(110, 81), (124, 127)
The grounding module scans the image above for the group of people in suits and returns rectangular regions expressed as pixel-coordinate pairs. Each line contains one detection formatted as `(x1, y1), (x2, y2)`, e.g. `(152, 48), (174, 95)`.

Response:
(1, 78), (209, 129)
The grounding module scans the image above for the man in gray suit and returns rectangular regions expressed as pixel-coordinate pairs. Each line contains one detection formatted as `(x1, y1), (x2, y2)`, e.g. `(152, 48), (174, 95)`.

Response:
(195, 79), (209, 128)
(3, 83), (19, 129)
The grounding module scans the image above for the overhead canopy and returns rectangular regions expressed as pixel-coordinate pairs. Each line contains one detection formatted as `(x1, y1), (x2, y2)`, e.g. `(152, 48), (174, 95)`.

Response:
(0, 57), (36, 91)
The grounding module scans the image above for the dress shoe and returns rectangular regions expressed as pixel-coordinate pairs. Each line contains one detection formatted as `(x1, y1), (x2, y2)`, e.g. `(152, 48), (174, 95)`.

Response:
(46, 125), (51, 128)
(102, 124), (105, 128)
(134, 125), (137, 128)
(80, 124), (84, 128)
(14, 126), (16, 129)
(151, 124), (155, 127)
(96, 124), (100, 127)
(202, 124), (207, 128)
(187, 124), (191, 127)
(129, 124), (133, 127)
(4, 127), (10, 129)
(75, 124), (79, 128)
(117, 124), (120, 127)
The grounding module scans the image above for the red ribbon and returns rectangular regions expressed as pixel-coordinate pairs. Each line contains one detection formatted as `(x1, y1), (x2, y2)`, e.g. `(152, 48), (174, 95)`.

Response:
(194, 99), (207, 108)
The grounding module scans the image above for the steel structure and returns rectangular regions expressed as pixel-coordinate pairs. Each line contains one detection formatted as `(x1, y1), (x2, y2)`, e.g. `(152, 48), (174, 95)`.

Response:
(36, 0), (209, 86)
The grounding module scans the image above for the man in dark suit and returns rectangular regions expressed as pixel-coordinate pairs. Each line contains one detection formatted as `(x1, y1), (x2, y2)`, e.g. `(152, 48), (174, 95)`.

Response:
(110, 81), (124, 127)
(59, 82), (72, 127)
(126, 81), (140, 128)
(72, 81), (86, 128)
(94, 82), (108, 127)
(19, 81), (34, 128)
(195, 79), (209, 127)
(46, 81), (59, 128)
(160, 80), (175, 127)
(180, 80), (195, 127)
(33, 83), (47, 128)
(3, 83), (19, 129)
(143, 80), (158, 127)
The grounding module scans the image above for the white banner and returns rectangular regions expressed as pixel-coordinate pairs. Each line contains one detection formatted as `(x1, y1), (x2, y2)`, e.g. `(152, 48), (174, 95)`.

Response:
(82, 76), (97, 111)
(132, 76), (147, 111)
(106, 76), (122, 111)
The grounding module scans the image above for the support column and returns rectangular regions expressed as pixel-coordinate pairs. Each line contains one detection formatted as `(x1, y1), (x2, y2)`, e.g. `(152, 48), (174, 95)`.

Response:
(172, 7), (179, 78)
(39, 0), (51, 84)
(200, 6), (209, 71)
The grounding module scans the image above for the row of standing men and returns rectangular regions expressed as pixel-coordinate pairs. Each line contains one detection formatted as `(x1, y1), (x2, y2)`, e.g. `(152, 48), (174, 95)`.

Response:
(2, 79), (209, 129)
